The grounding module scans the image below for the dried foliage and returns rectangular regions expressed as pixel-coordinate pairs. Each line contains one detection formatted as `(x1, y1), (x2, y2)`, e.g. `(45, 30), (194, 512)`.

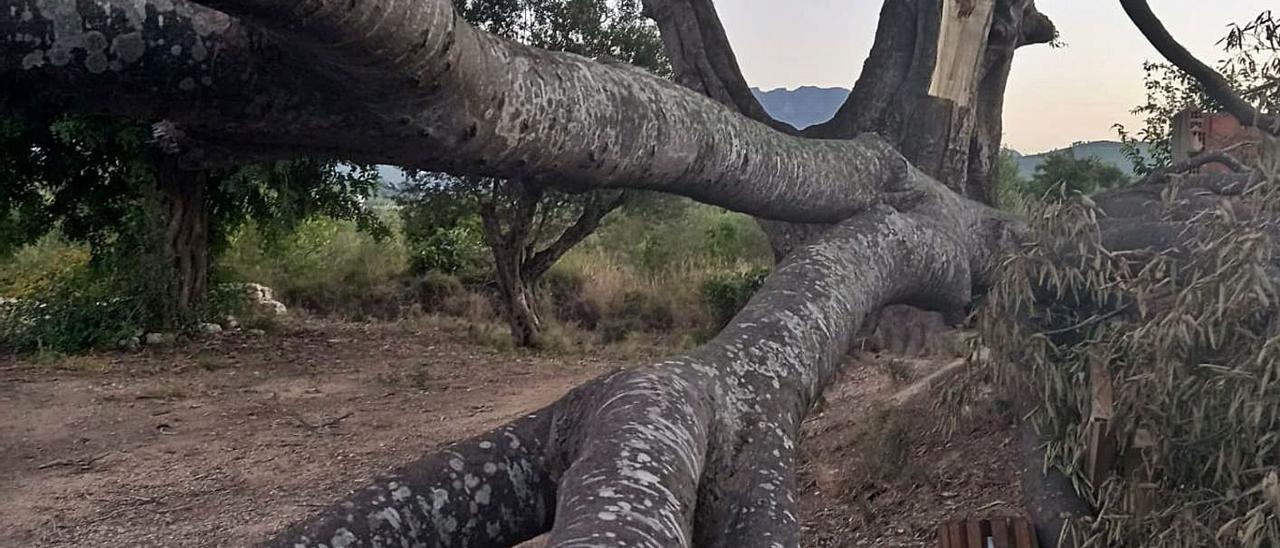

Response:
(977, 135), (1280, 546)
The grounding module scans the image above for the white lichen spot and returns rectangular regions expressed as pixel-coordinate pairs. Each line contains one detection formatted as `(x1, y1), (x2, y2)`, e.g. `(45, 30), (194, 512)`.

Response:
(478, 441), (493, 449)
(169, 44), (182, 56)
(21, 51), (44, 69)
(431, 488), (450, 510)
(483, 462), (497, 475)
(474, 484), (491, 505)
(464, 474), (480, 489)
(597, 511), (617, 521)
(370, 507), (403, 530)
(330, 528), (358, 548)
(449, 458), (465, 471)
(178, 77), (196, 91)
(392, 485), (412, 501)
(190, 38), (207, 62)
(110, 31), (144, 64)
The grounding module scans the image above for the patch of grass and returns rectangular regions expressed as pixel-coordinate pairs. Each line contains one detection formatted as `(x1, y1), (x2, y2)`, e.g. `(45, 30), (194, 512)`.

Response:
(217, 217), (410, 320)
(194, 351), (230, 372)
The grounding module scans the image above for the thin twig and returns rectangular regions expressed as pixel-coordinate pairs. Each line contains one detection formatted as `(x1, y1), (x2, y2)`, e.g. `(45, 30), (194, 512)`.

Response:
(37, 452), (111, 470)
(291, 411), (353, 431)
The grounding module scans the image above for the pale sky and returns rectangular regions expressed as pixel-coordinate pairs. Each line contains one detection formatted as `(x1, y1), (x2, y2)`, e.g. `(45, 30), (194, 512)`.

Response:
(715, 0), (1273, 154)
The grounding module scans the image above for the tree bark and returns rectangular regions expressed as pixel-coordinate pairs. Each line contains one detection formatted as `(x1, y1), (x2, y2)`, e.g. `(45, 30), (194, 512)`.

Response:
(3, 0), (916, 224)
(642, 0), (1055, 257)
(156, 156), (211, 314)
(480, 182), (545, 347)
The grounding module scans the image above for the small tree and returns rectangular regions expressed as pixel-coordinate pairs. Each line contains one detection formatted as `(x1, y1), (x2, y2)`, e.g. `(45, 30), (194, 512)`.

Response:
(399, 0), (668, 346)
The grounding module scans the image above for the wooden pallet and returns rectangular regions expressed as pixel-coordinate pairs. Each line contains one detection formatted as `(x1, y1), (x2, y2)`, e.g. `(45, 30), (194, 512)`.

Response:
(936, 517), (1038, 548)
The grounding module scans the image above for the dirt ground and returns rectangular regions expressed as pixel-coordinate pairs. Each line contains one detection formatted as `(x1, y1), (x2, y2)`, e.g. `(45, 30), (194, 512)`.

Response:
(0, 320), (1026, 547)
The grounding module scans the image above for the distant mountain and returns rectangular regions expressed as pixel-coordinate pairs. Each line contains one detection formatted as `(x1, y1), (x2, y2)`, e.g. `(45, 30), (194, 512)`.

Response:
(1011, 141), (1150, 178)
(750, 86), (850, 130)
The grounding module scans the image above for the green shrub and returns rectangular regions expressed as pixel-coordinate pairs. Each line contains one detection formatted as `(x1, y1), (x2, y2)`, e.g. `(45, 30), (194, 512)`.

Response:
(406, 224), (489, 276)
(701, 267), (770, 328)
(0, 269), (146, 353)
(409, 271), (465, 311)
(216, 217), (409, 319)
(704, 213), (771, 264)
(0, 234), (91, 299)
(618, 290), (675, 330)
(598, 317), (642, 344)
(539, 268), (603, 328)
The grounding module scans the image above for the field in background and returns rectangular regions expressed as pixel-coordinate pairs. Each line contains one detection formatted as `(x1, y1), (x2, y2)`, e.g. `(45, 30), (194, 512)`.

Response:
(0, 197), (773, 355)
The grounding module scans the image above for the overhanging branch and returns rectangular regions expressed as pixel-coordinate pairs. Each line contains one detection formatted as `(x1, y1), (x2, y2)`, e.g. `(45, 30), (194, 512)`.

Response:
(1120, 0), (1280, 136)
(5, 0), (926, 223)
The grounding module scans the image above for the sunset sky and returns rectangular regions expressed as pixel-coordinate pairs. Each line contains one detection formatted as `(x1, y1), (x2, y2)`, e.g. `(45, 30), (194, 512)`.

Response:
(714, 0), (1273, 153)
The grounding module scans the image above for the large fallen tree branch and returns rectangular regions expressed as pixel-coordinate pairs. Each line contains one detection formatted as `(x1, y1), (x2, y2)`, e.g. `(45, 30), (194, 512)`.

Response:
(1135, 147), (1251, 186)
(5, 0), (923, 224)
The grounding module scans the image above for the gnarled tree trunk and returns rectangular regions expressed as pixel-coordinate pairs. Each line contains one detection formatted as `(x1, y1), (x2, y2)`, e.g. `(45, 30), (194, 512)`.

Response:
(156, 156), (211, 314)
(479, 181), (626, 347)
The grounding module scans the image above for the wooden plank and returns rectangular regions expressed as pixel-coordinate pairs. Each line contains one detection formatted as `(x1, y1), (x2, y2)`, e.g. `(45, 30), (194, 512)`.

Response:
(990, 518), (1011, 548)
(1084, 352), (1117, 485)
(1088, 353), (1115, 421)
(1014, 519), (1037, 548)
(938, 523), (952, 548)
(950, 522), (967, 548)
(967, 520), (984, 548)
(1125, 429), (1159, 516)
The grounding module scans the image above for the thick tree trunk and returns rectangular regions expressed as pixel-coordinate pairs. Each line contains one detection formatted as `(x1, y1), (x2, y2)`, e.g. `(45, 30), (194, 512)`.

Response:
(644, 0), (1054, 257)
(808, 0), (1054, 203)
(156, 156), (211, 314)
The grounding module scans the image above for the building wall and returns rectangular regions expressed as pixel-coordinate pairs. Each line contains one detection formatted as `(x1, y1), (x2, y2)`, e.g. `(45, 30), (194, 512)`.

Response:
(1171, 110), (1262, 173)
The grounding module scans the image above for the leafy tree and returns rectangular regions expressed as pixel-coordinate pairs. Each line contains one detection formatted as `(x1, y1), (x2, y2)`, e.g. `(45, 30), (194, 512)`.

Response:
(993, 148), (1029, 207)
(0, 108), (385, 343)
(401, 0), (668, 347)
(1025, 151), (1131, 198)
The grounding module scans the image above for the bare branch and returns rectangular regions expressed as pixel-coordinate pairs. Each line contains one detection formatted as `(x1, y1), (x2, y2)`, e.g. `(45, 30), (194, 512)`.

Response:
(1136, 147), (1251, 186)
(522, 191), (627, 281)
(1120, 0), (1280, 136)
